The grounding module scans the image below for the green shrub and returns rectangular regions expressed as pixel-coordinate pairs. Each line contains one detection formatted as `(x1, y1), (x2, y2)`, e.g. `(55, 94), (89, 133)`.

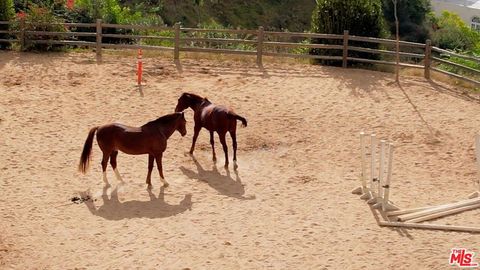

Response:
(310, 0), (387, 66)
(181, 20), (256, 51)
(22, 4), (67, 51)
(428, 11), (479, 51)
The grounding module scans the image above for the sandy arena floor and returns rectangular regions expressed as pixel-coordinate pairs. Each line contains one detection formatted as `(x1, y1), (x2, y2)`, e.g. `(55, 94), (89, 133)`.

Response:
(1, 51), (480, 269)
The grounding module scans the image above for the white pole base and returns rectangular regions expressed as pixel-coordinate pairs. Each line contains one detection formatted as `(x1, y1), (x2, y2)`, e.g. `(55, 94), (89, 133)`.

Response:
(372, 202), (382, 209)
(360, 190), (373, 200)
(367, 197), (378, 204)
(468, 191), (479, 199)
(372, 200), (400, 211)
(351, 186), (364, 195)
(382, 202), (401, 212)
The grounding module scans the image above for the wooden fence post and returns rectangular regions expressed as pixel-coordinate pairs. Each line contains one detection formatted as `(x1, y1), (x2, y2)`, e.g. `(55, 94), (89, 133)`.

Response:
(174, 22), (181, 62)
(424, 39), (431, 80)
(96, 19), (102, 62)
(19, 17), (25, 51)
(342, 30), (349, 68)
(257, 26), (264, 67)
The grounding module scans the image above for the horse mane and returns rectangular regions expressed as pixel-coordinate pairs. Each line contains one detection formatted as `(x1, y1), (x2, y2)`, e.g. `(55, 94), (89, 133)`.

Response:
(182, 92), (205, 102)
(144, 113), (181, 127)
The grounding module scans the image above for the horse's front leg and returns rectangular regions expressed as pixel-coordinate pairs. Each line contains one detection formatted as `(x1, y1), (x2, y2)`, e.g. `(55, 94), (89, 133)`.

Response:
(155, 153), (169, 187)
(189, 125), (201, 155)
(146, 154), (154, 188)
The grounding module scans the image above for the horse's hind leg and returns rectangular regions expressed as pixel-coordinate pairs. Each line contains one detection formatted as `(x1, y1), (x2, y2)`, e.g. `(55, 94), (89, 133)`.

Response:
(101, 151), (110, 186)
(219, 131), (229, 168)
(146, 154), (154, 188)
(229, 130), (238, 170)
(110, 151), (124, 183)
(210, 131), (217, 162)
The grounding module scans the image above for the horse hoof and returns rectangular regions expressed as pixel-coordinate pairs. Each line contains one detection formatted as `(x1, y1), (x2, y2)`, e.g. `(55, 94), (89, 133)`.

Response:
(147, 184), (153, 190)
(234, 164), (238, 170)
(163, 182), (170, 188)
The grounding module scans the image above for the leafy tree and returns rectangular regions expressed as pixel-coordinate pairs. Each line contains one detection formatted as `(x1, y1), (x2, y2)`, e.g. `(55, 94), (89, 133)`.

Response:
(0, 0), (15, 20)
(382, 0), (431, 43)
(0, 0), (15, 49)
(311, 0), (385, 37)
(310, 0), (387, 65)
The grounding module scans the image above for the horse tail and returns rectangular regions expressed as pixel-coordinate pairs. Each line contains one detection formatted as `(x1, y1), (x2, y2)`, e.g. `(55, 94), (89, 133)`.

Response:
(228, 112), (247, 127)
(78, 126), (99, 174)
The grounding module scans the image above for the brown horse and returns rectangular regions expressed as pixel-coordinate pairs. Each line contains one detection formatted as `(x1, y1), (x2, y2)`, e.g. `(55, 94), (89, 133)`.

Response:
(78, 112), (187, 188)
(174, 93), (247, 169)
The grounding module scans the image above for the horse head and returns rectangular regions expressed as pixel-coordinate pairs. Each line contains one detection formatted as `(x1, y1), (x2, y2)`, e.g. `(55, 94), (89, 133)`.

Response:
(175, 93), (204, 112)
(176, 112), (187, 137)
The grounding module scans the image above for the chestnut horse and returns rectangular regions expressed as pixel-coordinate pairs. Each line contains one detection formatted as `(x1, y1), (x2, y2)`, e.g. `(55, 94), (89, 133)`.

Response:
(78, 112), (187, 188)
(174, 93), (247, 169)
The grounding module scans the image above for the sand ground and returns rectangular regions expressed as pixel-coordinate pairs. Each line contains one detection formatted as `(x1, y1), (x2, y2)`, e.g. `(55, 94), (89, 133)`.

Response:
(1, 51), (480, 269)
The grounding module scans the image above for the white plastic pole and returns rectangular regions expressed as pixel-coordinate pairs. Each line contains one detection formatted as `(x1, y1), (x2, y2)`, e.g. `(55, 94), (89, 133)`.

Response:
(472, 134), (480, 197)
(396, 197), (480, 222)
(408, 203), (480, 223)
(370, 134), (376, 192)
(388, 196), (480, 217)
(361, 132), (367, 189)
(476, 134), (480, 193)
(379, 221), (480, 233)
(372, 140), (388, 209)
(353, 132), (368, 195)
(382, 143), (395, 211)
(367, 134), (377, 204)
(387, 205), (440, 216)
(378, 140), (386, 199)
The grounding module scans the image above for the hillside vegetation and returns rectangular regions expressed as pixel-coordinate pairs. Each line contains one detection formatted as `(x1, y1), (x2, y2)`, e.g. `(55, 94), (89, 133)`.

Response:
(126, 0), (316, 31)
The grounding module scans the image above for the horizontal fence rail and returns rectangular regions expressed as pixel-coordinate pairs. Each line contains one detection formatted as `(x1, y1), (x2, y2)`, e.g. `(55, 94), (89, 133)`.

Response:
(0, 19), (479, 87)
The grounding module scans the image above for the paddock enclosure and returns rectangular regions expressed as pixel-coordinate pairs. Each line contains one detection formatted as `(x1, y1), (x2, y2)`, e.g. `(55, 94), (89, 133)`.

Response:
(1, 51), (480, 269)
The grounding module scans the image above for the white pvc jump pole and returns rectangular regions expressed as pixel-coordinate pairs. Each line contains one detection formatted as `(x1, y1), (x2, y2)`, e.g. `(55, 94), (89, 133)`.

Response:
(381, 143), (399, 211)
(388, 196), (480, 217)
(379, 221), (480, 233)
(352, 132), (368, 195)
(367, 134), (378, 204)
(387, 205), (441, 217)
(373, 140), (386, 209)
(396, 197), (480, 222)
(408, 203), (480, 223)
(379, 140), (386, 199)
(468, 134), (480, 199)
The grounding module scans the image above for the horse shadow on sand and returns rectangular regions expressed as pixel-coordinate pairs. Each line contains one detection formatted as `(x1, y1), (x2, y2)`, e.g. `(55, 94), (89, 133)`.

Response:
(80, 185), (192, 220)
(180, 156), (255, 200)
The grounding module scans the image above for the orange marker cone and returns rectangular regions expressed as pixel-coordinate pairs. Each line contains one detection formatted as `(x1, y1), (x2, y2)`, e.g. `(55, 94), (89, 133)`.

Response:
(137, 49), (143, 86)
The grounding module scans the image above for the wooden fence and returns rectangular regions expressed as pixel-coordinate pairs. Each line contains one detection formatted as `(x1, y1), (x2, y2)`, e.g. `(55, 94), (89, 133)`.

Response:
(0, 19), (479, 87)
